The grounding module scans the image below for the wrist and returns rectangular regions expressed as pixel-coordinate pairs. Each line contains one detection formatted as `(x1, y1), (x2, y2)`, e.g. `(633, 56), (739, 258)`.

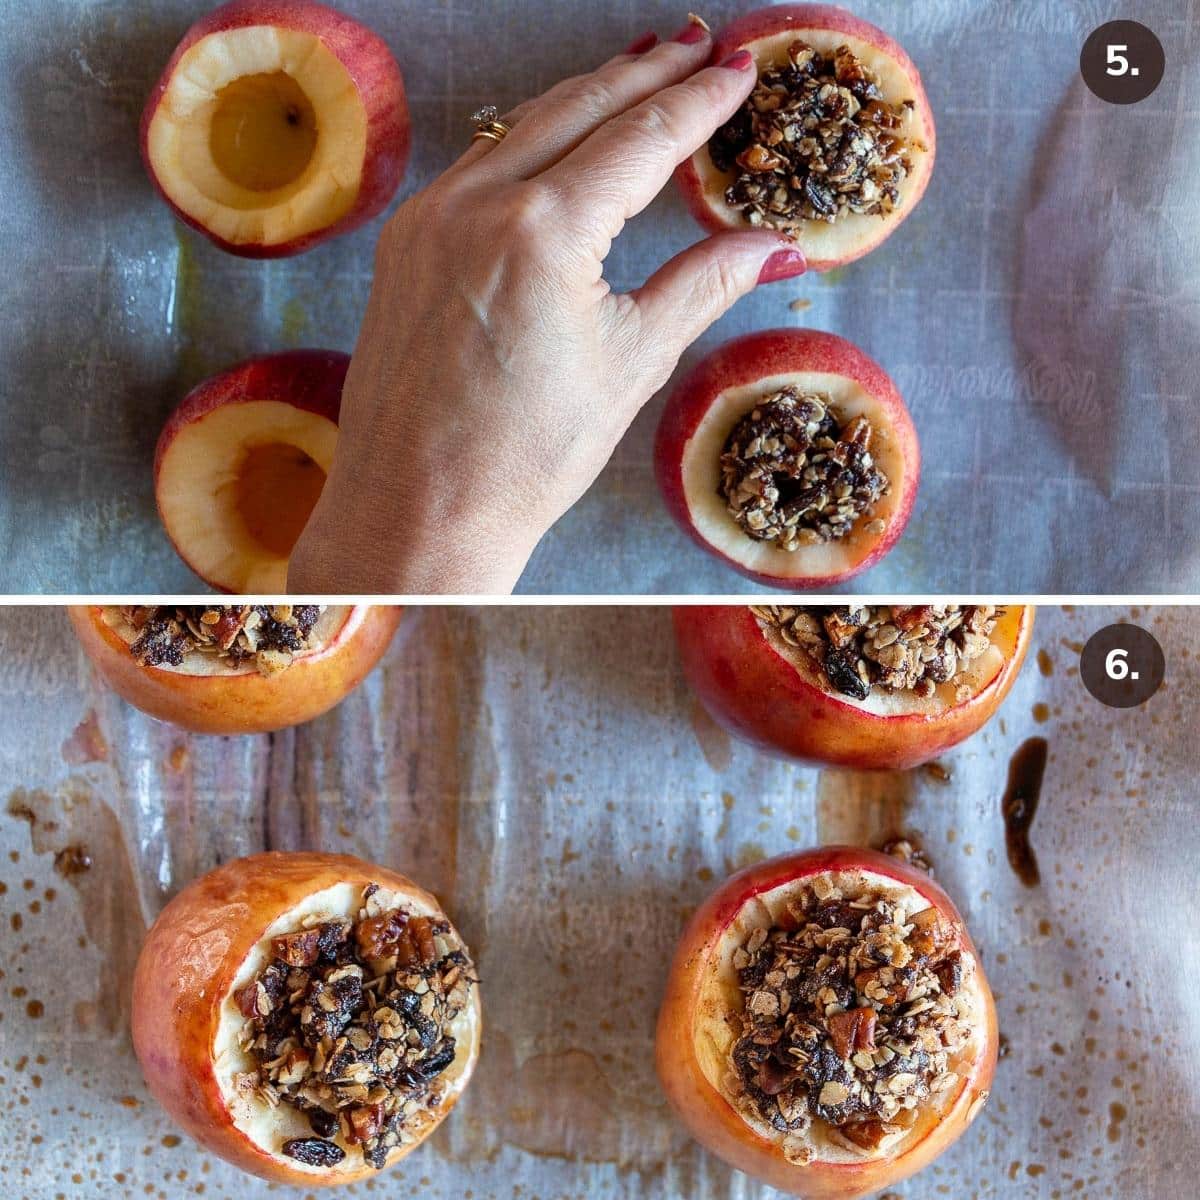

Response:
(288, 461), (541, 595)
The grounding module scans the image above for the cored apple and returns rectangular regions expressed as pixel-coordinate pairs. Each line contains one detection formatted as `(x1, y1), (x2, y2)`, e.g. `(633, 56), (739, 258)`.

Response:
(655, 329), (918, 588)
(657, 846), (996, 1199)
(132, 851), (480, 1184)
(142, 0), (409, 257)
(676, 5), (935, 271)
(155, 350), (347, 593)
(69, 603), (400, 735)
(674, 604), (1032, 770)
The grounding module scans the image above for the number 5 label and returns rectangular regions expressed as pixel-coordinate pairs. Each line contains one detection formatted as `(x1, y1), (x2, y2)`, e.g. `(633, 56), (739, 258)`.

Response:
(1081, 22), (1163, 103)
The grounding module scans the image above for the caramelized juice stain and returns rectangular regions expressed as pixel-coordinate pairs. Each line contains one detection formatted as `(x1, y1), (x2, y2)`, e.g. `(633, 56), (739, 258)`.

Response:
(816, 769), (915, 846)
(1036, 648), (1054, 677)
(61, 709), (109, 765)
(5, 783), (146, 1031)
(435, 1029), (685, 1176)
(688, 699), (733, 772)
(1002, 737), (1048, 887)
(170, 227), (210, 385)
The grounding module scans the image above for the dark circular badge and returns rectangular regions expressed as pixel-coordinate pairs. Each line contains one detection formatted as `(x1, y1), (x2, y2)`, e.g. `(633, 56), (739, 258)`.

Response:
(1079, 624), (1165, 708)
(1080, 21), (1165, 104)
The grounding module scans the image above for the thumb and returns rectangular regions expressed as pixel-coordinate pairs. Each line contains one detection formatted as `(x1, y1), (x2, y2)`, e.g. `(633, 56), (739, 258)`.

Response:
(623, 230), (805, 370)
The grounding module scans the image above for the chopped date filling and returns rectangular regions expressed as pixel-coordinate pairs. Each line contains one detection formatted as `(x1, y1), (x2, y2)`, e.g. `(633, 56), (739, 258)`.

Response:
(720, 388), (887, 548)
(233, 885), (476, 1171)
(727, 880), (973, 1158)
(709, 40), (915, 229)
(123, 604), (324, 675)
(753, 605), (999, 702)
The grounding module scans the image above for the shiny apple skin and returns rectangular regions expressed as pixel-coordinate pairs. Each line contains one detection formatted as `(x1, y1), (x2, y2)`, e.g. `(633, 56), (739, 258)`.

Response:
(673, 605), (1033, 769)
(141, 0), (410, 258)
(654, 329), (919, 588)
(155, 351), (348, 460)
(131, 851), (480, 1185)
(656, 846), (997, 1199)
(675, 4), (935, 271)
(69, 604), (400, 734)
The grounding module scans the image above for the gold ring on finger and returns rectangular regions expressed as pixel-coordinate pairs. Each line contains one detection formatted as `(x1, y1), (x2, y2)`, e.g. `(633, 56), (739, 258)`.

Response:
(470, 105), (512, 145)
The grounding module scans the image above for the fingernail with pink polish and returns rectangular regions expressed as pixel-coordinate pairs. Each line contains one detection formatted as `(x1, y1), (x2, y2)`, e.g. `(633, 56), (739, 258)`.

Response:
(719, 49), (755, 71)
(672, 22), (708, 44)
(757, 248), (806, 285)
(624, 31), (659, 55)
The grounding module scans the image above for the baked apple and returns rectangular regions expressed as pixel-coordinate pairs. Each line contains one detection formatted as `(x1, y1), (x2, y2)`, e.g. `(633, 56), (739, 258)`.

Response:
(132, 851), (480, 1184)
(657, 846), (995, 1198)
(674, 604), (1032, 769)
(676, 5), (935, 271)
(142, 0), (409, 256)
(655, 329), (918, 587)
(155, 350), (346, 593)
(69, 603), (400, 735)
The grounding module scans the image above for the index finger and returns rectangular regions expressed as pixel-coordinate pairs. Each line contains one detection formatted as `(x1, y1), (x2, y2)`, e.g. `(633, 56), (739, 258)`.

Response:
(538, 51), (755, 245)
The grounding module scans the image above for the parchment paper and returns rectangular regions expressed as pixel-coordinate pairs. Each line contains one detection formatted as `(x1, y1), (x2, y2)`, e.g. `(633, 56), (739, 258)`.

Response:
(0, 1), (1198, 592)
(0, 603), (1197, 1198)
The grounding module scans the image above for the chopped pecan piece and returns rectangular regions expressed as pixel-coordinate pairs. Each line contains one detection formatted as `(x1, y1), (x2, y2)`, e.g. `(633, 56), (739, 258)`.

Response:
(272, 929), (323, 967)
(838, 1118), (891, 1151)
(355, 909), (408, 962)
(909, 906), (955, 959)
(828, 1007), (877, 1060)
(348, 1103), (386, 1144)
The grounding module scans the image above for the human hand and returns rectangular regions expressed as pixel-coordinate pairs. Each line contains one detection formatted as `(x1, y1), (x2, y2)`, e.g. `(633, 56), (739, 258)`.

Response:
(289, 19), (805, 594)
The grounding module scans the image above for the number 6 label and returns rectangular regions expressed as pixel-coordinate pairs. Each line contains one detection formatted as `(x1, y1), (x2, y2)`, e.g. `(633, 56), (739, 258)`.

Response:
(1080, 624), (1164, 708)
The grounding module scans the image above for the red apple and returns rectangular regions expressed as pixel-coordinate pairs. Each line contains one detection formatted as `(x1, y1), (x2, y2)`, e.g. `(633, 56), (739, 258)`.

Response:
(155, 350), (347, 593)
(69, 604), (400, 734)
(655, 329), (918, 588)
(142, 0), (409, 257)
(132, 851), (481, 1184)
(674, 605), (1033, 769)
(657, 846), (996, 1199)
(676, 5), (935, 272)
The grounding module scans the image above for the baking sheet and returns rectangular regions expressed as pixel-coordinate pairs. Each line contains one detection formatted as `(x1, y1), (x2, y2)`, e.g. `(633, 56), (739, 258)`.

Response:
(0, 603), (1197, 1198)
(1, 1), (1198, 593)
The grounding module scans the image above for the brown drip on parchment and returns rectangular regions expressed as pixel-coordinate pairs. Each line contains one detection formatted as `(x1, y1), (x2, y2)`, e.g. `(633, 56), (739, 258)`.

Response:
(6, 781), (146, 1033)
(1002, 737), (1048, 887)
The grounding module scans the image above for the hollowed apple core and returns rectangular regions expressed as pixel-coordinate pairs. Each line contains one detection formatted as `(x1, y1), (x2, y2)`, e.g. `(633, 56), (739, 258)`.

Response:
(695, 868), (987, 1166)
(688, 26), (933, 268)
(213, 882), (481, 1176)
(683, 373), (909, 580)
(146, 27), (368, 247)
(210, 72), (319, 193)
(157, 400), (337, 593)
(235, 442), (327, 559)
(756, 607), (1023, 719)
(98, 605), (348, 677)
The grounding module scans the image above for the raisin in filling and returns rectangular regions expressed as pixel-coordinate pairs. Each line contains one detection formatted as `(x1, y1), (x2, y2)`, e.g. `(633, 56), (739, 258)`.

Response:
(123, 604), (323, 675)
(709, 40), (915, 230)
(728, 881), (972, 1157)
(720, 389), (887, 549)
(234, 885), (476, 1170)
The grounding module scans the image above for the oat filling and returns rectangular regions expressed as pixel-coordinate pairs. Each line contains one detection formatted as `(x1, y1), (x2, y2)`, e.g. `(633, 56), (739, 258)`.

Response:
(709, 40), (914, 229)
(234, 885), (476, 1170)
(753, 606), (999, 701)
(720, 388), (887, 549)
(727, 879), (974, 1157)
(122, 605), (324, 675)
